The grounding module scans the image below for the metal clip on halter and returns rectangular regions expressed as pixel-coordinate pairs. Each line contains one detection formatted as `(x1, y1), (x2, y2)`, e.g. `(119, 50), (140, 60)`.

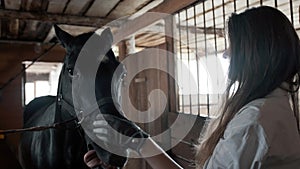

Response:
(77, 110), (85, 124)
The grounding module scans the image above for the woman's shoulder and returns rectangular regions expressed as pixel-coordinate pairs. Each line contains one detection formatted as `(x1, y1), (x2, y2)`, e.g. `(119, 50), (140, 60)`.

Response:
(238, 98), (266, 115)
(222, 98), (269, 143)
(230, 98), (266, 126)
(224, 98), (266, 139)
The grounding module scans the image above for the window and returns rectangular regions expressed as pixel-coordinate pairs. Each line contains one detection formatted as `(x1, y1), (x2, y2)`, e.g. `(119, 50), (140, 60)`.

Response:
(23, 61), (62, 105)
(174, 0), (300, 117)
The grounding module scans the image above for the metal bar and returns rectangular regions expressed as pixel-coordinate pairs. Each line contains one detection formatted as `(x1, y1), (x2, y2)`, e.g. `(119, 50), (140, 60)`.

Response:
(193, 5), (201, 116)
(233, 0), (236, 12)
(203, 1), (210, 117)
(212, 0), (220, 110)
(222, 0), (227, 49)
(275, 0), (278, 8)
(290, 0), (294, 25)
(246, 0), (249, 8)
(178, 12), (185, 113)
(260, 0), (263, 5)
(185, 8), (193, 114)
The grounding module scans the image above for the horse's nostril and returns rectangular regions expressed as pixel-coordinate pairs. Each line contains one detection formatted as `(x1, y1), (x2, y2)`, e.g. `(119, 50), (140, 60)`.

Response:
(88, 144), (94, 150)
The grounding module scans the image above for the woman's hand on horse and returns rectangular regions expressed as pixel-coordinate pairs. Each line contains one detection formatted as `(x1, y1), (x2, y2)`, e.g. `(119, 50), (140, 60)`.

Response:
(93, 114), (149, 153)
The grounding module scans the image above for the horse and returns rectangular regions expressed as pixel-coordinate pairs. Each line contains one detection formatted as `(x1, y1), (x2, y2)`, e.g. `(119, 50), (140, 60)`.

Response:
(19, 25), (128, 169)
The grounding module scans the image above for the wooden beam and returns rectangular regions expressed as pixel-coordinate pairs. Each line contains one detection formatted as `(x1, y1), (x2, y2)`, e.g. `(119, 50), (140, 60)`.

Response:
(0, 43), (65, 63)
(113, 0), (198, 43)
(150, 0), (198, 14)
(64, 0), (93, 15)
(108, 0), (152, 18)
(4, 0), (21, 10)
(128, 0), (164, 20)
(165, 16), (177, 113)
(47, 0), (68, 13)
(136, 22), (224, 37)
(85, 0), (120, 17)
(0, 0), (198, 29)
(0, 9), (113, 27)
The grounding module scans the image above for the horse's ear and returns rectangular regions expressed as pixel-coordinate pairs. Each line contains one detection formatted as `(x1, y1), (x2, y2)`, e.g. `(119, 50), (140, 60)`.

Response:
(54, 25), (73, 48)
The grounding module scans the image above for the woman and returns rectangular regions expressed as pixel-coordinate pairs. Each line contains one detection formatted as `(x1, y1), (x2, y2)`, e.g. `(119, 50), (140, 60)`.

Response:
(84, 6), (300, 169)
(197, 6), (300, 168)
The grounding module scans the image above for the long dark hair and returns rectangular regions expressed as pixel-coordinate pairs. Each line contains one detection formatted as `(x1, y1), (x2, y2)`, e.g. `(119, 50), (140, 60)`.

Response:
(196, 6), (300, 168)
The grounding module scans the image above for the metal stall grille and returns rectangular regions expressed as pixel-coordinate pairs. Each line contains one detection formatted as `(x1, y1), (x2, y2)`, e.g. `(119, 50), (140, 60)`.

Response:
(174, 0), (300, 118)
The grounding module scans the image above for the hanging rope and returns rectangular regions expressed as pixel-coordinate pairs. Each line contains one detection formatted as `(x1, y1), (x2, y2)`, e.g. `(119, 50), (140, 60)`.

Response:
(0, 43), (58, 91)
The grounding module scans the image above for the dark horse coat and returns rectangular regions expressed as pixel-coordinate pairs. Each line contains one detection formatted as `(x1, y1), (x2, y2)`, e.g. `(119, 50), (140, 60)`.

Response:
(19, 26), (127, 169)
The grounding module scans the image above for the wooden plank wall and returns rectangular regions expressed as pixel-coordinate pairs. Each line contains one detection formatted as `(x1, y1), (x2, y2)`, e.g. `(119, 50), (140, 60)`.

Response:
(0, 59), (23, 161)
(120, 43), (207, 169)
(118, 14), (207, 168)
(119, 42), (171, 169)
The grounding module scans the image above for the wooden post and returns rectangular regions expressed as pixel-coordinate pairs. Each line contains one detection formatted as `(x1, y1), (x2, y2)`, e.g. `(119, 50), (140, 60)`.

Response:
(165, 15), (177, 113)
(117, 40), (127, 61)
(125, 36), (136, 55)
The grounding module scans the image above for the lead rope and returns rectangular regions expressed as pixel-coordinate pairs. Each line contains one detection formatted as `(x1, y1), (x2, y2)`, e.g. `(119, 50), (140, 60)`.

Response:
(0, 117), (77, 135)
(288, 76), (300, 134)
(291, 92), (300, 134)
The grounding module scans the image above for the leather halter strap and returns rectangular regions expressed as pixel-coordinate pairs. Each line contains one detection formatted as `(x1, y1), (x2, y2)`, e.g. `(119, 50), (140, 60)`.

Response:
(57, 93), (116, 124)
(77, 97), (115, 124)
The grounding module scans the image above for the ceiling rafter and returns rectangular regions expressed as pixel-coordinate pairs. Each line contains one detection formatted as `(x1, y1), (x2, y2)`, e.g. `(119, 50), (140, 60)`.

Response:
(0, 8), (113, 27)
(0, 0), (199, 28)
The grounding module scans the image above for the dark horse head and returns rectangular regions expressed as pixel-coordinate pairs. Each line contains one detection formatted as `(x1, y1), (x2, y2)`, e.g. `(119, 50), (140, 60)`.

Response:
(19, 25), (127, 169)
(54, 25), (128, 168)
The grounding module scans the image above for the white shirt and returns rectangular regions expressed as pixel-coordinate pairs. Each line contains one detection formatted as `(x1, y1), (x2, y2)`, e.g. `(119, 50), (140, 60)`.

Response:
(204, 88), (300, 169)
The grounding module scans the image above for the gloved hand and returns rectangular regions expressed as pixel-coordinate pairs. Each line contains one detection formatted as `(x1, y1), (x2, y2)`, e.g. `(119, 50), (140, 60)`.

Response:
(92, 114), (149, 153)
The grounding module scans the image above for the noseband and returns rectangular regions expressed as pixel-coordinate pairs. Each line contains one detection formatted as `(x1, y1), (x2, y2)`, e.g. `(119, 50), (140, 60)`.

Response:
(77, 97), (116, 124)
(57, 94), (116, 125)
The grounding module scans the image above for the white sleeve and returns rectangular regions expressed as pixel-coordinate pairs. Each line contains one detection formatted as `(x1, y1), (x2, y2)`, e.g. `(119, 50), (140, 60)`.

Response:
(203, 107), (269, 169)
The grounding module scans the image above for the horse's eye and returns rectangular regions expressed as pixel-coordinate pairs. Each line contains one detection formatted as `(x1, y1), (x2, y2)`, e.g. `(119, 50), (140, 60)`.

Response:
(121, 73), (127, 79)
(67, 68), (74, 76)
(122, 73), (127, 79)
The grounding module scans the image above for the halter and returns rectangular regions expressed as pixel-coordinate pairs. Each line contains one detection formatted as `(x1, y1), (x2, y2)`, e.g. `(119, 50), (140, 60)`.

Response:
(56, 87), (124, 169)
(56, 63), (121, 125)
(77, 97), (116, 123)
(57, 93), (116, 125)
